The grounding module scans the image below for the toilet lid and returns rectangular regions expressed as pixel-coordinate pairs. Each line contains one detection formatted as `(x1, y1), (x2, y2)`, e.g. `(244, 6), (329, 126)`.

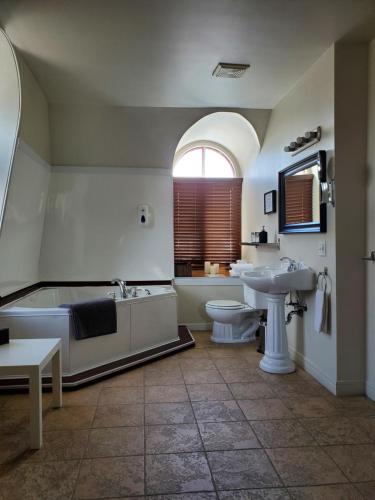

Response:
(206, 300), (245, 310)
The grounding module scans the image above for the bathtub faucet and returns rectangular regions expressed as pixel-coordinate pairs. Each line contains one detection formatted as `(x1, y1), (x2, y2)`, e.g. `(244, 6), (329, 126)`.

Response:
(111, 278), (128, 298)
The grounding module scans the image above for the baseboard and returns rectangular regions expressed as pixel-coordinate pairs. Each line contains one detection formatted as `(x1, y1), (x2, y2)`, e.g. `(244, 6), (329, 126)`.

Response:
(185, 322), (212, 331)
(366, 381), (375, 401)
(288, 345), (336, 395)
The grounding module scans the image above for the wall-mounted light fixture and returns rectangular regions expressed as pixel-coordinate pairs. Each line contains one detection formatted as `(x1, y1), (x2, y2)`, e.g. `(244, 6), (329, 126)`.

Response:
(283, 127), (322, 156)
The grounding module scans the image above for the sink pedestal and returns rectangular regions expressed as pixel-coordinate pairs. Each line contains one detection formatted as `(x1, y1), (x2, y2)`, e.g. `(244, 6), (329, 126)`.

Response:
(259, 293), (295, 374)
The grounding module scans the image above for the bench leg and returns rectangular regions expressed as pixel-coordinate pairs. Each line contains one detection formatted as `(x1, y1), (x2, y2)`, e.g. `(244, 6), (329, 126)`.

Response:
(52, 348), (62, 408)
(29, 367), (42, 449)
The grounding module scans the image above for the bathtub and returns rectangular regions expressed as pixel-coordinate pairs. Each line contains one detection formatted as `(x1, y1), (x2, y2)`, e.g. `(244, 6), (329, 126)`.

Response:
(0, 285), (183, 386)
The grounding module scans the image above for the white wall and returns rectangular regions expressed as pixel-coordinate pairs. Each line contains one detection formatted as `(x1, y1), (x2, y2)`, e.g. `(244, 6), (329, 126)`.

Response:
(0, 29), (20, 230)
(175, 281), (244, 329)
(0, 40), (51, 297)
(49, 104), (270, 169)
(0, 140), (50, 296)
(242, 47), (337, 393)
(40, 167), (174, 281)
(18, 56), (50, 164)
(334, 43), (368, 395)
(366, 39), (375, 400)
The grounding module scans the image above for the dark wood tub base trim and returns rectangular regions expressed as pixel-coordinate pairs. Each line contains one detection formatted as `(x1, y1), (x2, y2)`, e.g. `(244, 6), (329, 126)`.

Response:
(0, 325), (194, 392)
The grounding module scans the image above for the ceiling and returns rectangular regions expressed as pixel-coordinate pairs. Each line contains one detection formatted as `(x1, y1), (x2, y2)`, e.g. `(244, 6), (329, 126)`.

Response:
(0, 0), (374, 108)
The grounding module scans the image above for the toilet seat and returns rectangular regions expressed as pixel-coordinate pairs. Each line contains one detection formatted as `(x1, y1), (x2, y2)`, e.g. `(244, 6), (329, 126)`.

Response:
(206, 300), (246, 310)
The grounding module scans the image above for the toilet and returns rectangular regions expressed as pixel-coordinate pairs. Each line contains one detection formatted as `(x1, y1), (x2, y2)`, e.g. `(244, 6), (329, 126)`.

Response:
(205, 285), (268, 344)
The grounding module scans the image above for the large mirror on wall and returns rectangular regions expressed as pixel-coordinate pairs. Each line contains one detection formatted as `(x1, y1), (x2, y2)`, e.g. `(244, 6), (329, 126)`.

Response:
(279, 150), (326, 234)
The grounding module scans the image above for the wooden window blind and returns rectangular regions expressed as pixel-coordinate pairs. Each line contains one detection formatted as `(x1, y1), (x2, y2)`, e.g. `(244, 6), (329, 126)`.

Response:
(173, 178), (242, 264)
(285, 174), (313, 224)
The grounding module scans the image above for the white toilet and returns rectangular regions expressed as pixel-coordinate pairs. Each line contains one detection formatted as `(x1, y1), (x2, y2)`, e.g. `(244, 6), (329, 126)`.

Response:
(205, 285), (268, 344)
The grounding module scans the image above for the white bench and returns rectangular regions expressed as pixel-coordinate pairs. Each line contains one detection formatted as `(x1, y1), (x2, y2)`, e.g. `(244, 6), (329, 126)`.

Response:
(0, 338), (62, 449)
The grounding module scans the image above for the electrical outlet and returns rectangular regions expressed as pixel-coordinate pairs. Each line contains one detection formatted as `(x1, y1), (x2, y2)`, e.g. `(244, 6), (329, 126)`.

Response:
(318, 240), (326, 257)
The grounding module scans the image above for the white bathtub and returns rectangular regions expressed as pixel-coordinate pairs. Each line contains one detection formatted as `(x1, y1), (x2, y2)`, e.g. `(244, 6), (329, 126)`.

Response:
(0, 285), (179, 385)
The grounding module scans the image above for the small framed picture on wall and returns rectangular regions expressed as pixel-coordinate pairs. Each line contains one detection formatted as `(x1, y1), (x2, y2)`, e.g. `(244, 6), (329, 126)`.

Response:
(264, 190), (277, 214)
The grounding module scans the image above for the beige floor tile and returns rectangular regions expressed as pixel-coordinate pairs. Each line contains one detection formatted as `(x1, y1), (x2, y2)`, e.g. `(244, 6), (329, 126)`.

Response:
(85, 426), (144, 457)
(146, 452), (214, 494)
(323, 444), (375, 482)
(207, 348), (245, 358)
(98, 387), (144, 405)
(214, 358), (252, 370)
(251, 419), (316, 448)
(180, 359), (216, 370)
(193, 400), (245, 422)
(92, 403), (144, 427)
(0, 392), (52, 411)
(354, 481), (375, 499)
(218, 489), (290, 499)
(267, 447), (347, 486)
(0, 409), (30, 433)
(187, 383), (233, 402)
(29, 430), (89, 462)
(229, 382), (275, 400)
(44, 406), (96, 430)
(219, 368), (263, 383)
(0, 460), (80, 500)
(0, 432), (32, 465)
(276, 382), (328, 398)
(238, 399), (294, 420)
(283, 397), (338, 418)
(300, 416), (375, 445)
(207, 449), (281, 490)
(182, 369), (224, 384)
(146, 423), (203, 453)
(102, 368), (144, 387)
(288, 484), (363, 499)
(145, 385), (189, 403)
(178, 349), (211, 359)
(61, 385), (101, 406)
(149, 494), (217, 500)
(145, 402), (195, 425)
(75, 456), (144, 498)
(199, 421), (261, 450)
(145, 370), (185, 386)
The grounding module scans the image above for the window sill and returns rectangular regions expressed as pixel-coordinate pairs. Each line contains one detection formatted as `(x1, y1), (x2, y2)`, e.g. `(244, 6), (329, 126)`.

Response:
(174, 276), (241, 286)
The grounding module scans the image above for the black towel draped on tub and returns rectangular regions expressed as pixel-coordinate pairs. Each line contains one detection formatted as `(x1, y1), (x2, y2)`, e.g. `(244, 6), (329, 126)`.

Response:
(59, 298), (117, 340)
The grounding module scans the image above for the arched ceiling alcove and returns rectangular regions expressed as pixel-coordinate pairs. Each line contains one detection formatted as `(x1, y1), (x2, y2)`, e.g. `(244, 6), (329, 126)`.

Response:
(174, 111), (260, 176)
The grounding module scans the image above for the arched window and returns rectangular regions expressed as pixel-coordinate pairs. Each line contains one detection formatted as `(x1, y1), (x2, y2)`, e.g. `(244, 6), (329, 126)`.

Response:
(173, 143), (242, 277)
(174, 145), (236, 178)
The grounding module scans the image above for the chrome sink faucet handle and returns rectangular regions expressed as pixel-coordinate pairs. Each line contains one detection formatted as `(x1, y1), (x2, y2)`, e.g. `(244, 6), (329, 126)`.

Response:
(111, 278), (127, 298)
(280, 257), (297, 272)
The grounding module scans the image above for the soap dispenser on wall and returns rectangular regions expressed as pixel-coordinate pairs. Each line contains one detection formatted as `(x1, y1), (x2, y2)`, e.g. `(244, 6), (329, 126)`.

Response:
(138, 204), (151, 226)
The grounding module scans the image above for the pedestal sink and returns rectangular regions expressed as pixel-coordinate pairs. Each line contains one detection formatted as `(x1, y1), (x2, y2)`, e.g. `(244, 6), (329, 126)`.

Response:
(241, 264), (315, 374)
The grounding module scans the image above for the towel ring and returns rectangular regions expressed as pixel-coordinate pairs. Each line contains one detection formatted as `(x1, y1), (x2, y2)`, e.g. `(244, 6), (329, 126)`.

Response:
(316, 269), (331, 293)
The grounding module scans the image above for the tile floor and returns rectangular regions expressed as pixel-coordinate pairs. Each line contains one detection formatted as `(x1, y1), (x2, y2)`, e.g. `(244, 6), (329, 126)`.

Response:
(0, 331), (375, 499)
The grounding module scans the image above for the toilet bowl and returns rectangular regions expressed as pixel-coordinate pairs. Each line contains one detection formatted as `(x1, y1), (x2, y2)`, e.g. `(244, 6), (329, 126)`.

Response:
(205, 300), (260, 344)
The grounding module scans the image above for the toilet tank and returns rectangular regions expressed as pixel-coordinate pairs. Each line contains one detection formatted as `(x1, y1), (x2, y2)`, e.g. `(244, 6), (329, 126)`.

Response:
(243, 284), (268, 309)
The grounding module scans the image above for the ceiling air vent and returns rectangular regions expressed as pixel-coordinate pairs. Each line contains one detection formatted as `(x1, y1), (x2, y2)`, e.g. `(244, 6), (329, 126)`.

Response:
(212, 62), (250, 78)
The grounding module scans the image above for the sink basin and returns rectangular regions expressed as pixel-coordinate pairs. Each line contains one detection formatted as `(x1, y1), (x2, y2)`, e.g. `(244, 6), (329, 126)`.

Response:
(241, 266), (315, 294)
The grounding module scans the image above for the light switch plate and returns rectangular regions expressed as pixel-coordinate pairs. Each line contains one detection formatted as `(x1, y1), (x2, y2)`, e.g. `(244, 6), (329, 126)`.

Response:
(318, 240), (326, 257)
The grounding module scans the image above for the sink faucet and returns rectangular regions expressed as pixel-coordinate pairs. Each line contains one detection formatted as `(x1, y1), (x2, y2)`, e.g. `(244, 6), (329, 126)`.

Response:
(280, 257), (297, 272)
(111, 278), (128, 298)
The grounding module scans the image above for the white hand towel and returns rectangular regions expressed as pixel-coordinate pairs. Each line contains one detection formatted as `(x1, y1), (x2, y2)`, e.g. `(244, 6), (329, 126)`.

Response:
(314, 288), (326, 333)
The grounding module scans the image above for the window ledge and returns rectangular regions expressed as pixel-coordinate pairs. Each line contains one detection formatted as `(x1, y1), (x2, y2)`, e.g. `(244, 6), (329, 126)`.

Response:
(174, 276), (241, 286)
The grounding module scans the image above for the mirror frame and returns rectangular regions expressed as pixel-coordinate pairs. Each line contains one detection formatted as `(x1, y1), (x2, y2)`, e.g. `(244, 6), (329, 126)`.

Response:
(278, 150), (327, 234)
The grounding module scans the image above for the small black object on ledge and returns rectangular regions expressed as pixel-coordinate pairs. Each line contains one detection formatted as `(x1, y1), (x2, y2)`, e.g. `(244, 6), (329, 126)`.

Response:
(0, 328), (9, 345)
